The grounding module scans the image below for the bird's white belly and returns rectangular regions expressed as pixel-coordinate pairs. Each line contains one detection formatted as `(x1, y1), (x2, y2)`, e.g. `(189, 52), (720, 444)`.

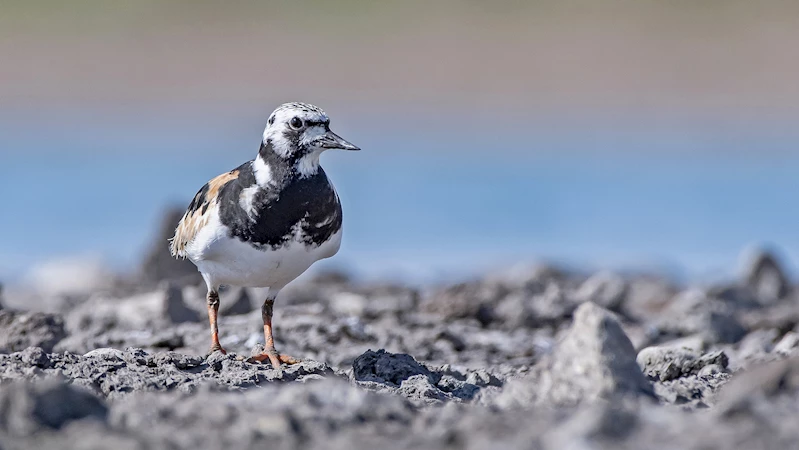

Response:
(186, 213), (342, 289)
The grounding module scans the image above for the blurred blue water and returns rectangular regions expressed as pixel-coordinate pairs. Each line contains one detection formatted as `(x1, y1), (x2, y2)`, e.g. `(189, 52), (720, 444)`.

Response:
(2, 111), (798, 284)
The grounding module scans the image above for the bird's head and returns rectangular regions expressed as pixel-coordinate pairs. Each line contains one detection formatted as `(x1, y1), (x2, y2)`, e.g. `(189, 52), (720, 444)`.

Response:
(260, 102), (359, 177)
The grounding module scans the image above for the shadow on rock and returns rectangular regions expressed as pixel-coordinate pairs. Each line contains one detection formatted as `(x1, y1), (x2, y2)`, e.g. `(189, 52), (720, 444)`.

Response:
(353, 349), (440, 386)
(351, 349), (498, 405)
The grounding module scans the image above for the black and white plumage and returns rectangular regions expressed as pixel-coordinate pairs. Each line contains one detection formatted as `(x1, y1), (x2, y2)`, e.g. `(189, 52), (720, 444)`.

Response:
(170, 102), (359, 366)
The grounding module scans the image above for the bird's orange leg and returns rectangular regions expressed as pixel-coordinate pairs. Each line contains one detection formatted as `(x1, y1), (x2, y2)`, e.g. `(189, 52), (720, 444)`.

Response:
(249, 297), (299, 367)
(207, 290), (227, 354)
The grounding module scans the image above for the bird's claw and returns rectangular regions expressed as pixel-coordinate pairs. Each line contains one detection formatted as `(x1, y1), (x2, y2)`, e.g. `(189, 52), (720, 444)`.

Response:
(207, 343), (227, 356)
(248, 351), (299, 368)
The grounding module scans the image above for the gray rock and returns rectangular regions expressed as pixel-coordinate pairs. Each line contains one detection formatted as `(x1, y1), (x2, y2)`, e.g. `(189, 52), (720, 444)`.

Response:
(622, 276), (678, 320)
(635, 345), (731, 406)
(652, 289), (746, 345)
(398, 374), (449, 405)
(10, 257), (799, 449)
(716, 356), (799, 417)
(705, 283), (761, 310)
(421, 281), (503, 326)
(350, 350), (493, 404)
(698, 363), (725, 378)
(704, 311), (747, 344)
(728, 329), (780, 370)
(154, 351), (205, 369)
(328, 291), (368, 316)
(59, 326), (192, 355)
(491, 263), (570, 290)
(0, 348), (338, 400)
(352, 349), (440, 386)
(773, 331), (799, 356)
(543, 402), (639, 449)
(338, 316), (373, 341)
(548, 302), (654, 401)
(573, 271), (627, 311)
(742, 247), (791, 305)
(496, 302), (653, 407)
(64, 286), (202, 339)
(0, 379), (107, 436)
(637, 346), (728, 382)
(104, 377), (416, 450)
(84, 347), (125, 361)
(464, 369), (502, 388)
(493, 282), (575, 329)
(17, 346), (50, 368)
(161, 283), (201, 323)
(737, 302), (799, 338)
(0, 310), (66, 353)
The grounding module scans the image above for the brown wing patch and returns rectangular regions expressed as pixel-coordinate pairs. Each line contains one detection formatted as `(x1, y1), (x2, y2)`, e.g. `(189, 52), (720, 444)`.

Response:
(170, 170), (240, 258)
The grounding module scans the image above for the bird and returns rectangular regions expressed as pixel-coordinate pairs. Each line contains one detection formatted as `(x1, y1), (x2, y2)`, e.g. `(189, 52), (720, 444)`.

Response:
(170, 102), (359, 368)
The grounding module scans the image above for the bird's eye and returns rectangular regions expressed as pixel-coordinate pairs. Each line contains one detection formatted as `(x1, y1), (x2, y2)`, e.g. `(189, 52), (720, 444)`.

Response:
(289, 117), (303, 130)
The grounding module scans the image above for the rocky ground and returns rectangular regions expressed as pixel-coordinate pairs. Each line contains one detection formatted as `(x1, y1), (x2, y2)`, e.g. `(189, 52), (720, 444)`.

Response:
(2, 235), (799, 449)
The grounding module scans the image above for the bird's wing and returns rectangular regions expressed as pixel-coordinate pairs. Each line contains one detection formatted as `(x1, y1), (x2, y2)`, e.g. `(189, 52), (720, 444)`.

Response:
(170, 169), (241, 258)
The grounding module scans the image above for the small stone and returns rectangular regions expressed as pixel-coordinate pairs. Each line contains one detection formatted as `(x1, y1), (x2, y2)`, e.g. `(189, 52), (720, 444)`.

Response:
(398, 374), (449, 405)
(84, 348), (125, 361)
(250, 343), (266, 357)
(465, 369), (502, 387)
(153, 352), (204, 369)
(698, 363), (725, 377)
(205, 351), (231, 371)
(19, 347), (50, 368)
(122, 348), (149, 366)
(284, 360), (334, 378)
(637, 346), (728, 382)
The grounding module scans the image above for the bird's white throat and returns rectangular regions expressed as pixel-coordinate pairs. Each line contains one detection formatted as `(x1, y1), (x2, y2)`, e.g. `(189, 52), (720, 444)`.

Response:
(297, 150), (323, 178)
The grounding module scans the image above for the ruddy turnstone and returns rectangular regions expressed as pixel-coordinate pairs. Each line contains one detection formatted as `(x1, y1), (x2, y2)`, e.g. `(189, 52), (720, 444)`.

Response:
(170, 102), (359, 368)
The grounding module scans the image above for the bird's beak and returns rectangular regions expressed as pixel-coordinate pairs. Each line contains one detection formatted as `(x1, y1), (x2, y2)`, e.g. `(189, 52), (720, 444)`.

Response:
(315, 130), (360, 151)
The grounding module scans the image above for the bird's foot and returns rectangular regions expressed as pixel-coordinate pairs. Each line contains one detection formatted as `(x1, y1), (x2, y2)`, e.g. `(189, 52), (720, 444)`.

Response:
(248, 349), (299, 368)
(207, 343), (227, 355)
